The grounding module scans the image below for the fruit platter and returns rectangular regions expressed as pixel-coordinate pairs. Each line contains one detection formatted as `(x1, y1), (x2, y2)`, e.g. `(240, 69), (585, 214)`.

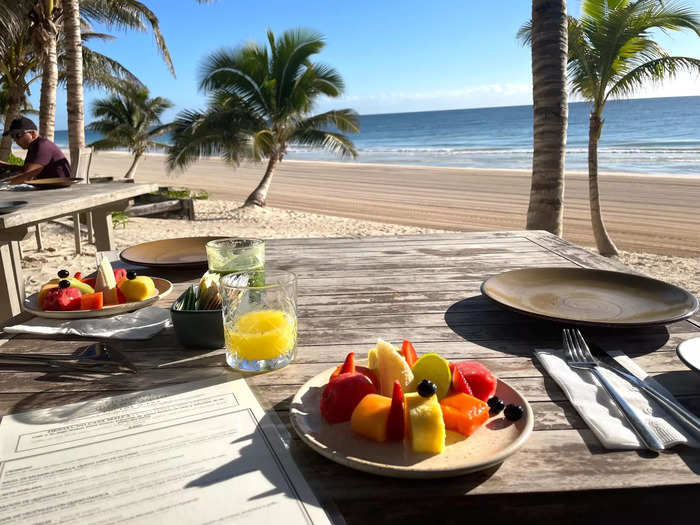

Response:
(23, 257), (173, 319)
(290, 339), (533, 478)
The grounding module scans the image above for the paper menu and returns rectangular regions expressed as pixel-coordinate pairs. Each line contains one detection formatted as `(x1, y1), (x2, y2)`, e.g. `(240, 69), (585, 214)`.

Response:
(0, 379), (331, 525)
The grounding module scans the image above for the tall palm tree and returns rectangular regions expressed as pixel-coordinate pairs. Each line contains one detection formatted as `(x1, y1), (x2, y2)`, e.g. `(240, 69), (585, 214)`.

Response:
(168, 28), (359, 207)
(567, 0), (700, 255)
(518, 0), (568, 237)
(0, 23), (37, 161)
(63, 0), (84, 170)
(87, 83), (173, 179)
(62, 0), (177, 170)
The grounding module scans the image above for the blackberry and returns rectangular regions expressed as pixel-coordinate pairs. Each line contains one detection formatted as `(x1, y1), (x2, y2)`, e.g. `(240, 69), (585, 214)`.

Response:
(58, 279), (71, 289)
(504, 404), (524, 422)
(487, 396), (505, 415)
(57, 269), (69, 278)
(417, 379), (437, 398)
(126, 270), (137, 280)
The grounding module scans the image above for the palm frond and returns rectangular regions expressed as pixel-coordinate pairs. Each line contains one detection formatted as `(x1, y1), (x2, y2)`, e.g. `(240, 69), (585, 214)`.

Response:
(516, 20), (532, 46)
(199, 47), (270, 117)
(295, 109), (360, 134)
(289, 129), (357, 158)
(80, 0), (175, 76)
(606, 55), (700, 100)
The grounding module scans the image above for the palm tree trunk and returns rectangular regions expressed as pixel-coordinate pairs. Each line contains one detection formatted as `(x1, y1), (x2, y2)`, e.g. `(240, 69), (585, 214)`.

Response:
(244, 155), (278, 207)
(588, 114), (618, 256)
(0, 90), (22, 162)
(526, 0), (567, 236)
(39, 20), (58, 141)
(124, 152), (143, 179)
(63, 0), (85, 170)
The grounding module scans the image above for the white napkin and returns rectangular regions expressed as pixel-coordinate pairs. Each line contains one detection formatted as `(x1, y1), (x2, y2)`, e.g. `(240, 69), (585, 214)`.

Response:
(535, 349), (700, 450)
(3, 306), (172, 340)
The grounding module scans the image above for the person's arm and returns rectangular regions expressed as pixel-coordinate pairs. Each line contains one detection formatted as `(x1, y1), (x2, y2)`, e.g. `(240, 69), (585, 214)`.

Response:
(7, 163), (44, 184)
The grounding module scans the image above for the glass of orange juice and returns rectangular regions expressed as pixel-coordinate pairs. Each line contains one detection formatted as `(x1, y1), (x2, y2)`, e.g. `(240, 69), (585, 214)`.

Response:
(220, 270), (297, 372)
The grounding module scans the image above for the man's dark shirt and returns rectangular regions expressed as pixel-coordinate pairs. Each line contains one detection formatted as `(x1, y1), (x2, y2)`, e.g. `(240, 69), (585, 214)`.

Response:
(24, 137), (72, 179)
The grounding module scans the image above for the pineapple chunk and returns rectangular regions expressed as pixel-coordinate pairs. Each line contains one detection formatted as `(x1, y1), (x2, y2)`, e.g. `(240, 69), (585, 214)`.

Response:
(405, 392), (445, 454)
(376, 338), (414, 396)
(367, 347), (378, 373)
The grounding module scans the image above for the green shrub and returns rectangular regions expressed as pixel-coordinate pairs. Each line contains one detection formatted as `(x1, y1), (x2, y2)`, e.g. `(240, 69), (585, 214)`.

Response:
(112, 211), (129, 229)
(155, 187), (209, 200)
(7, 153), (23, 166)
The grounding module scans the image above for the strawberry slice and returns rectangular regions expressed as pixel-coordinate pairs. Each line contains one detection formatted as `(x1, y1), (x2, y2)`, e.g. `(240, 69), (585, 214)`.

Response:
(401, 340), (418, 367)
(386, 380), (405, 441)
(339, 352), (355, 374)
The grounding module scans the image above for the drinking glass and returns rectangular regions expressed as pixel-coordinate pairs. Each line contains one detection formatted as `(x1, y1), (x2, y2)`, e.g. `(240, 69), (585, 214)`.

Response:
(204, 238), (265, 287)
(221, 270), (297, 373)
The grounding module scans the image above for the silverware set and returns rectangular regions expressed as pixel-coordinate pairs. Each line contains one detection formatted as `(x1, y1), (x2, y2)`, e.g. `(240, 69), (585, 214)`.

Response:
(562, 328), (700, 451)
(0, 342), (137, 374)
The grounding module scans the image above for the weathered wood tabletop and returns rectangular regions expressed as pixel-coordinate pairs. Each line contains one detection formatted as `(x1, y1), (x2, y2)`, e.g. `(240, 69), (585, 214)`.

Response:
(0, 182), (157, 321)
(1, 231), (698, 523)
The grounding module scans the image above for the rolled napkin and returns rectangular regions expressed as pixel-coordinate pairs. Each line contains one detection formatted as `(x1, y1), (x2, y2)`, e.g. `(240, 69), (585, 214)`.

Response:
(535, 349), (700, 450)
(3, 306), (172, 340)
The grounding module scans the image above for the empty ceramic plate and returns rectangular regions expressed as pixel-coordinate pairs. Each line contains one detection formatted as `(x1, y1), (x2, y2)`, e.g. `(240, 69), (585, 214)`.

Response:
(481, 267), (698, 327)
(120, 236), (226, 268)
(677, 338), (700, 374)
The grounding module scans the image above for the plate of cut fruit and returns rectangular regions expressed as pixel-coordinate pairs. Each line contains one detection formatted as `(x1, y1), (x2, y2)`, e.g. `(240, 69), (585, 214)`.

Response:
(24, 258), (173, 319)
(290, 339), (533, 479)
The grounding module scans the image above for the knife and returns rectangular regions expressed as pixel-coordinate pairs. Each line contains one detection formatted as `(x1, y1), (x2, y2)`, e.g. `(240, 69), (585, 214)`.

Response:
(591, 343), (700, 440)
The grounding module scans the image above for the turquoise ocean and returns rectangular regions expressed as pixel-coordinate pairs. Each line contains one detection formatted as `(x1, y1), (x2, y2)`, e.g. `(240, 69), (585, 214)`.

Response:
(55, 95), (700, 176)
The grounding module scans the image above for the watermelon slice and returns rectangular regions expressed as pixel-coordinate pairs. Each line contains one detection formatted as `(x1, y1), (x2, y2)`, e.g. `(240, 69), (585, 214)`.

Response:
(452, 362), (497, 402)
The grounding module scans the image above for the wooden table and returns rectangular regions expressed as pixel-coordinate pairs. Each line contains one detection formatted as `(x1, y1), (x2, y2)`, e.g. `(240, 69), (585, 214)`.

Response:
(0, 231), (698, 523)
(0, 182), (157, 321)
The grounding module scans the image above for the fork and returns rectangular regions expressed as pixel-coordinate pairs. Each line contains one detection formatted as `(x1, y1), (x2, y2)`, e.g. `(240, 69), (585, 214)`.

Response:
(563, 328), (665, 451)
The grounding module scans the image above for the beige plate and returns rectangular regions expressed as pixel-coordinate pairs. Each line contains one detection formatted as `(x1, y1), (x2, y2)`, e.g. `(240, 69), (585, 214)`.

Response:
(481, 267), (699, 327)
(290, 366), (533, 479)
(23, 277), (173, 319)
(120, 236), (225, 268)
(26, 177), (72, 189)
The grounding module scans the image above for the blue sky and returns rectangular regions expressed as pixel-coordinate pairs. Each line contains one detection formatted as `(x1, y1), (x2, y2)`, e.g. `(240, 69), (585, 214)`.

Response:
(37, 0), (700, 130)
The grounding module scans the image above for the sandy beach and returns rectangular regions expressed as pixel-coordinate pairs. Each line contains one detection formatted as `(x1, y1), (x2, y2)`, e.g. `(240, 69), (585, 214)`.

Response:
(19, 151), (699, 297)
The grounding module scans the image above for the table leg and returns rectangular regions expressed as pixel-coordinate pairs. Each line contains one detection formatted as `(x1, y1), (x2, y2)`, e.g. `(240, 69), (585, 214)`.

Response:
(0, 226), (30, 323)
(91, 200), (128, 252)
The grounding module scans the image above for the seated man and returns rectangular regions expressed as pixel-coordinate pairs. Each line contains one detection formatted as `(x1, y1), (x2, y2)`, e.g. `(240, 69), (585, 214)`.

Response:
(0, 116), (72, 184)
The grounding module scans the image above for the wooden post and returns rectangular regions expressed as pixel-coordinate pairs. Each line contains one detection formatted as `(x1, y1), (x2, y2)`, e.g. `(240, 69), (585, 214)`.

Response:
(34, 223), (43, 251)
(0, 226), (30, 323)
(91, 200), (128, 252)
(73, 213), (82, 254)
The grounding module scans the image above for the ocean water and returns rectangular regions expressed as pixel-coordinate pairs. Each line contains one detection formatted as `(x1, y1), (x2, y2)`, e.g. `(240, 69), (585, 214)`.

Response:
(54, 95), (700, 175)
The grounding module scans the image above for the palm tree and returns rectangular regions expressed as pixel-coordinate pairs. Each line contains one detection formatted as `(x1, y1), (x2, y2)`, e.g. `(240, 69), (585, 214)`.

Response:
(87, 82), (173, 179)
(168, 28), (359, 207)
(62, 0), (177, 171)
(518, 0), (568, 237)
(63, 0), (84, 170)
(0, 22), (36, 161)
(567, 0), (700, 255)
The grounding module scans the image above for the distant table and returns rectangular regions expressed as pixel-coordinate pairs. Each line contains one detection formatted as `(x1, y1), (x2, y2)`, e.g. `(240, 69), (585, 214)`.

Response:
(0, 182), (157, 321)
(0, 231), (698, 522)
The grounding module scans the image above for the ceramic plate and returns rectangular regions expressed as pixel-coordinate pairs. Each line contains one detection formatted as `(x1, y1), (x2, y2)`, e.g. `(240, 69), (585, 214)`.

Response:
(481, 267), (698, 327)
(677, 338), (700, 374)
(23, 277), (173, 319)
(26, 177), (72, 189)
(120, 236), (225, 268)
(0, 200), (27, 214)
(290, 366), (533, 478)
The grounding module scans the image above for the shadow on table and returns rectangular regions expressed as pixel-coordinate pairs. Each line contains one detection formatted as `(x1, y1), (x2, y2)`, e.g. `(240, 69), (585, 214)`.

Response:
(444, 296), (670, 357)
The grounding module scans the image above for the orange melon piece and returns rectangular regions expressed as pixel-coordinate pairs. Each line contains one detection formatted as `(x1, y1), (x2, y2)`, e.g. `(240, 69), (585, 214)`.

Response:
(350, 394), (392, 443)
(439, 393), (489, 437)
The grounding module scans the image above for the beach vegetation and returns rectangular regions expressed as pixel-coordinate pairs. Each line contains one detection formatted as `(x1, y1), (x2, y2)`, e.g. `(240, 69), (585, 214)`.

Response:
(566, 0), (699, 255)
(87, 82), (174, 179)
(517, 0), (568, 237)
(167, 27), (359, 207)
